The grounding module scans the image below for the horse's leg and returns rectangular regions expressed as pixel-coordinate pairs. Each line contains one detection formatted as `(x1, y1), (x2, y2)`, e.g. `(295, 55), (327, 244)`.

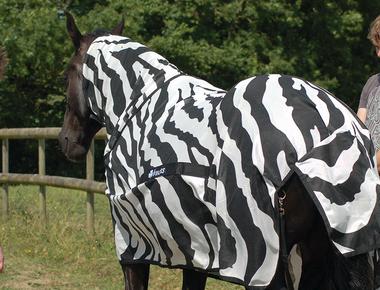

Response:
(263, 174), (315, 290)
(121, 263), (150, 290)
(297, 217), (336, 290)
(282, 174), (338, 289)
(181, 268), (207, 290)
(265, 174), (316, 290)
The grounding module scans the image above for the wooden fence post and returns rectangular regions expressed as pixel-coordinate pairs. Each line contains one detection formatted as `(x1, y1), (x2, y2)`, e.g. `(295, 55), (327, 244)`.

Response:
(38, 139), (47, 225)
(86, 141), (95, 235)
(1, 139), (9, 219)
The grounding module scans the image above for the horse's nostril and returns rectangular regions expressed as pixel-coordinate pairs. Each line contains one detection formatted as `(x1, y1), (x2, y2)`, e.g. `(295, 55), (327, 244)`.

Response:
(75, 135), (82, 144)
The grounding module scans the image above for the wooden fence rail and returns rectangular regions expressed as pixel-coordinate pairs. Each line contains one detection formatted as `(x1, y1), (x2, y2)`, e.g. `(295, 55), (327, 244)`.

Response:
(0, 127), (107, 233)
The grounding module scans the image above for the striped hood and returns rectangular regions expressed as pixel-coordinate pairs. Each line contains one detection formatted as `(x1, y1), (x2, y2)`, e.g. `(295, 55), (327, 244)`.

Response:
(83, 35), (183, 136)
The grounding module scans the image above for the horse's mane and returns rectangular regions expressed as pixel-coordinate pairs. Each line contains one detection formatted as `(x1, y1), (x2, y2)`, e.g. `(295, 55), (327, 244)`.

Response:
(0, 47), (8, 80)
(86, 29), (111, 39)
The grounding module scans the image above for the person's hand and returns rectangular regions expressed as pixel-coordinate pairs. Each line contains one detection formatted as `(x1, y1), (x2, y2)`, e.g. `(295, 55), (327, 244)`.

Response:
(0, 246), (4, 272)
(357, 108), (367, 123)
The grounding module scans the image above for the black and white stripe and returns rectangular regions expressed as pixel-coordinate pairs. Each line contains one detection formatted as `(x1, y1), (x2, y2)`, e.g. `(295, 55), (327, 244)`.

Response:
(82, 35), (380, 288)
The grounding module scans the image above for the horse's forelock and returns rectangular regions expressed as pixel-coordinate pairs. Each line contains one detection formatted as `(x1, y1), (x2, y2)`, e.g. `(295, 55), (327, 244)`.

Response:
(77, 29), (111, 55)
(87, 29), (111, 38)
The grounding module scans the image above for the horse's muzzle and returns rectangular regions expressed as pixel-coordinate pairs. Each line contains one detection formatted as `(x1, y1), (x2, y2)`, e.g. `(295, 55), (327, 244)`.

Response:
(58, 130), (88, 162)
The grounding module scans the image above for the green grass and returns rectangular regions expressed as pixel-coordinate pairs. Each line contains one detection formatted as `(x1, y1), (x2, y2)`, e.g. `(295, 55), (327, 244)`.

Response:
(0, 186), (244, 289)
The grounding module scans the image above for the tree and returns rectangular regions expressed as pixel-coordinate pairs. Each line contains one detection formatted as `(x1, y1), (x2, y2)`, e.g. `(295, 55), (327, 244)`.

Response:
(1, 0), (380, 176)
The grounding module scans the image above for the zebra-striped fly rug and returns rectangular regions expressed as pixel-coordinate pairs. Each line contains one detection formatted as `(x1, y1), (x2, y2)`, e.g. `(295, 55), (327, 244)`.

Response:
(82, 35), (380, 288)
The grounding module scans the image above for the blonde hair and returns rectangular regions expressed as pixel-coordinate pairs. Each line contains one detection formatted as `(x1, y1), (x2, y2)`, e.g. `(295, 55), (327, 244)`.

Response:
(368, 15), (380, 47)
(0, 47), (7, 80)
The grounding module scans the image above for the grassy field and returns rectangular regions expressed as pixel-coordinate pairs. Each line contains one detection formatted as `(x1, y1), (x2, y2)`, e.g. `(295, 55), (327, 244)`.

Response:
(0, 185), (244, 289)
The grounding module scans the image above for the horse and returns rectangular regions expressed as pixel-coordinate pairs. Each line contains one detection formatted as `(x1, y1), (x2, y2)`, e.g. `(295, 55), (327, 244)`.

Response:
(58, 12), (377, 290)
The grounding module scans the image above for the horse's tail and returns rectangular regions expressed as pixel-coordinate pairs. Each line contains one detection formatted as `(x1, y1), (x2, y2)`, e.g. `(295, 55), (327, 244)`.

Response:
(327, 246), (373, 290)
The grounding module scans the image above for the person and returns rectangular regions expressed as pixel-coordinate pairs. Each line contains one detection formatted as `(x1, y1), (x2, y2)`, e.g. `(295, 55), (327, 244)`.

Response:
(357, 15), (380, 173)
(357, 16), (380, 289)
(0, 246), (4, 272)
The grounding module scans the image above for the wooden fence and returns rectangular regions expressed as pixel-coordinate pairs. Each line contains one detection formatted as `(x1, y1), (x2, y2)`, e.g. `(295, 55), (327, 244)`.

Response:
(0, 127), (107, 234)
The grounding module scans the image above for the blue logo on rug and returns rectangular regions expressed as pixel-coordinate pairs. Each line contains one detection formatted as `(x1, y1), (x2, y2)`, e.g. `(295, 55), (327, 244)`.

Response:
(148, 167), (166, 178)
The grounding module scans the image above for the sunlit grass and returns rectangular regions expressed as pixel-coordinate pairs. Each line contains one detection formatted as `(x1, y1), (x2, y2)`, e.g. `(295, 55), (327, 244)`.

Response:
(0, 186), (243, 289)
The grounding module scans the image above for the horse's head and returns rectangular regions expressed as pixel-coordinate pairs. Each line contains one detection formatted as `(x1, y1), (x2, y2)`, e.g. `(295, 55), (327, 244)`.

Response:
(58, 12), (124, 162)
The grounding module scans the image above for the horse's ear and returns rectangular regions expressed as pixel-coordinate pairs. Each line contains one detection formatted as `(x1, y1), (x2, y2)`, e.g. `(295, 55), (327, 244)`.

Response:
(65, 11), (82, 50)
(111, 18), (124, 36)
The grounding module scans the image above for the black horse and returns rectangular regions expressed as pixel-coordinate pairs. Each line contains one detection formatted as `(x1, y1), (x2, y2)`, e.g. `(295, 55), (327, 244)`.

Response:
(58, 12), (375, 290)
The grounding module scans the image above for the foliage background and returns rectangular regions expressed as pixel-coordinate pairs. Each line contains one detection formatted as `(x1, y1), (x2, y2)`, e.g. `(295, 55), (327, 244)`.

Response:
(0, 0), (380, 177)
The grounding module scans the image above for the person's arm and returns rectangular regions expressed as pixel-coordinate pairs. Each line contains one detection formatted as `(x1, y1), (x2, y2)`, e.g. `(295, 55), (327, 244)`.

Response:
(375, 151), (380, 174)
(357, 107), (367, 123)
(0, 245), (4, 272)
(357, 76), (375, 123)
